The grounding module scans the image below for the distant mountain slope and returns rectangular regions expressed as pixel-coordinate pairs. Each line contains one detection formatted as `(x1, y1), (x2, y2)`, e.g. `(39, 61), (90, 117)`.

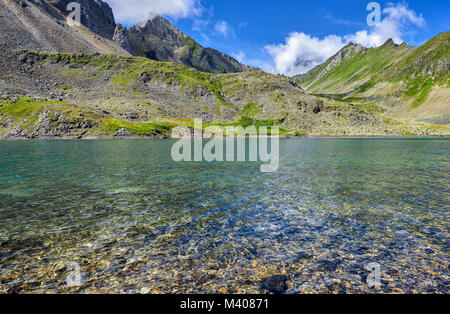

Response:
(1, 50), (448, 138)
(113, 13), (253, 74)
(1, 1), (249, 75)
(295, 32), (450, 124)
(0, 0), (127, 55)
(0, 1), (448, 137)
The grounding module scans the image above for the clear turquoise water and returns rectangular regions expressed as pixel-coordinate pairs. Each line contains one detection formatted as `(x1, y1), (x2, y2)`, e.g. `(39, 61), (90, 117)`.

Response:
(0, 138), (449, 294)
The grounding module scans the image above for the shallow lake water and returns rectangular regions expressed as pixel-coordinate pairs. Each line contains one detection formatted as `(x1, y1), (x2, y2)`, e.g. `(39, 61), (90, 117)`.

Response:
(0, 138), (449, 294)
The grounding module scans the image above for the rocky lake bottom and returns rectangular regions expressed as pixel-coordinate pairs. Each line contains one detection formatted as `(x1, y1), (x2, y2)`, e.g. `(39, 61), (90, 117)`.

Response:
(0, 138), (448, 294)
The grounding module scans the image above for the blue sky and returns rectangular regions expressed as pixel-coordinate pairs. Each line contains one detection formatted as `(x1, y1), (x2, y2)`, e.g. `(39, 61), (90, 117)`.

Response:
(105, 0), (450, 75)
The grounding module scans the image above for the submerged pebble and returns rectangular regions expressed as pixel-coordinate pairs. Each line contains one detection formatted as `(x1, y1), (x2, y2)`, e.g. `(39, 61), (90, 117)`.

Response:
(260, 275), (288, 294)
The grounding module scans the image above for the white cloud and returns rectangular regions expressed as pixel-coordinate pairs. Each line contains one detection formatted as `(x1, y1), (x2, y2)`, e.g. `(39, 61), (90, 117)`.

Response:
(383, 3), (425, 26)
(192, 18), (209, 32)
(214, 21), (232, 38)
(264, 3), (425, 76)
(233, 51), (246, 63)
(265, 33), (345, 76)
(106, 0), (202, 24)
(344, 2), (425, 47)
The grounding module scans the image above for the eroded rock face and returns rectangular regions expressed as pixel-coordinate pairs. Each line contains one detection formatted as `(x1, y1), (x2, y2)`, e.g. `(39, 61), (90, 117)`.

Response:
(2, 110), (97, 139)
(47, 0), (116, 39)
(0, 0), (127, 55)
(113, 24), (131, 52)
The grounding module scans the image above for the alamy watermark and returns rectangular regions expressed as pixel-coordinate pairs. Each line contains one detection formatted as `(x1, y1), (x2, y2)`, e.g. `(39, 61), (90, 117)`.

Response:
(367, 262), (382, 288)
(66, 262), (82, 287)
(367, 2), (381, 26)
(66, 2), (81, 27)
(170, 119), (280, 173)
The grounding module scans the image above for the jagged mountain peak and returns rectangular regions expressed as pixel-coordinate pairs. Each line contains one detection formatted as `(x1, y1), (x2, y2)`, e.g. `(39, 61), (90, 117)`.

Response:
(147, 12), (160, 20)
(114, 13), (252, 74)
(146, 12), (165, 22)
(344, 42), (365, 49)
(294, 37), (417, 81)
(339, 42), (366, 55)
(136, 12), (173, 29)
(132, 12), (185, 45)
(293, 41), (366, 82)
(380, 38), (402, 48)
(383, 38), (395, 45)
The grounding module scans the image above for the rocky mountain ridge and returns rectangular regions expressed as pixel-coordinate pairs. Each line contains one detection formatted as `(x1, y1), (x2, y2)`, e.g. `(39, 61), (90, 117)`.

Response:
(1, 0), (250, 75)
(0, 1), (448, 138)
(294, 42), (366, 83)
(112, 13), (253, 74)
(0, 50), (447, 139)
(295, 32), (450, 125)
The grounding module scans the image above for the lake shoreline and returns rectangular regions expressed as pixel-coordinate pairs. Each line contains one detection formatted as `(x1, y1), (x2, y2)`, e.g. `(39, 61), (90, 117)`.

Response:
(0, 134), (449, 140)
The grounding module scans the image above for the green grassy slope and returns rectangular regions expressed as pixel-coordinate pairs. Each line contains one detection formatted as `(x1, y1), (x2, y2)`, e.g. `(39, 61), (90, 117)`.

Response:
(296, 32), (450, 119)
(1, 51), (448, 138)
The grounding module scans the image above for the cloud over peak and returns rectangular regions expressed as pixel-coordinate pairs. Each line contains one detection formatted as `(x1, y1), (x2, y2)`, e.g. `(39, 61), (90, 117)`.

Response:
(215, 21), (232, 38)
(265, 33), (345, 76)
(345, 2), (425, 47)
(106, 0), (202, 24)
(264, 2), (425, 76)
